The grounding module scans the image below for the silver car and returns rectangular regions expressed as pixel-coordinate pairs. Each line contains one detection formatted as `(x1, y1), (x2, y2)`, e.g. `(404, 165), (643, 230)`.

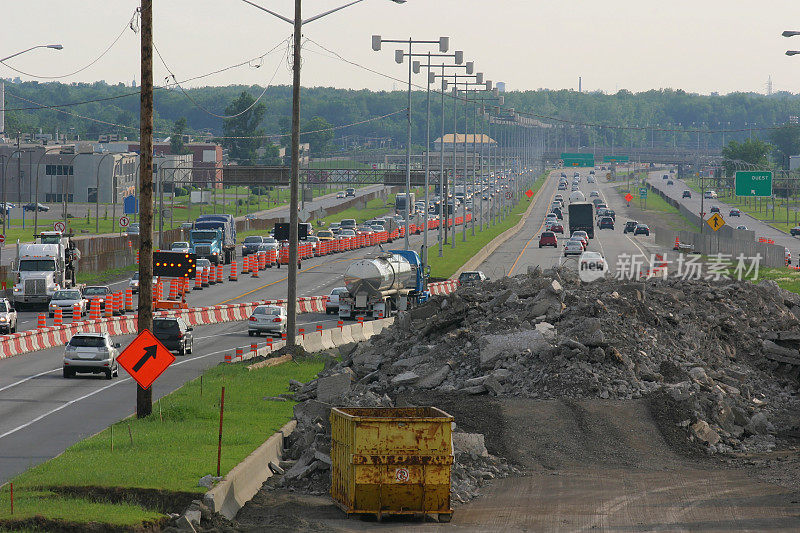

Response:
(63, 332), (121, 379)
(49, 289), (87, 318)
(326, 287), (348, 314)
(564, 240), (584, 256)
(248, 305), (287, 336)
(0, 298), (18, 334)
(129, 271), (158, 294)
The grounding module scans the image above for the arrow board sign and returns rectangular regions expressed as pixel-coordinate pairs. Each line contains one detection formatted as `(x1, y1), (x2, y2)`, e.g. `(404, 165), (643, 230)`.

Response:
(117, 329), (176, 390)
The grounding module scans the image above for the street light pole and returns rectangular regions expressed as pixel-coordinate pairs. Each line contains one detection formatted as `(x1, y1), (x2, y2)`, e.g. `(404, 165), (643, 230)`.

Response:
(0, 44), (63, 63)
(244, 0), (407, 347)
(373, 35), (449, 251)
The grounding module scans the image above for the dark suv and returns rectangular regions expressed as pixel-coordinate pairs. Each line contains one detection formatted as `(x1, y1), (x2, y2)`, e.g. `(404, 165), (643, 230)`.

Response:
(623, 221), (638, 234)
(242, 236), (264, 256)
(152, 317), (194, 356)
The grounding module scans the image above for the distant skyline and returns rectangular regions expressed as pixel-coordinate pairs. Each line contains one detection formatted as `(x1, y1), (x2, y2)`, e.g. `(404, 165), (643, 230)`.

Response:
(2, 1), (800, 95)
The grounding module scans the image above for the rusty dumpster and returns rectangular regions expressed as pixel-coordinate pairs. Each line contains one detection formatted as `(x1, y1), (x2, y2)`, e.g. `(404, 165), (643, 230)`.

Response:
(330, 406), (454, 521)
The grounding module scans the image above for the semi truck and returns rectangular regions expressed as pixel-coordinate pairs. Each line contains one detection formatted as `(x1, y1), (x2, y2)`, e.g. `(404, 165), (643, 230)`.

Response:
(395, 193), (416, 216)
(12, 232), (80, 307)
(568, 202), (594, 239)
(191, 214), (236, 264)
(338, 250), (429, 319)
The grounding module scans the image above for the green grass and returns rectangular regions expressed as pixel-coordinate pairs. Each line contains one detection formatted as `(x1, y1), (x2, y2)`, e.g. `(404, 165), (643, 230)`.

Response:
(0, 358), (324, 526)
(755, 266), (800, 293)
(427, 173), (546, 279)
(307, 160), (370, 169)
(613, 181), (700, 232)
(76, 264), (138, 285)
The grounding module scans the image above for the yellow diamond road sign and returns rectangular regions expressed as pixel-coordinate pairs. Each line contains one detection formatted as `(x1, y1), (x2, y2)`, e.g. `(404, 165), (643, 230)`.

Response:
(707, 212), (725, 232)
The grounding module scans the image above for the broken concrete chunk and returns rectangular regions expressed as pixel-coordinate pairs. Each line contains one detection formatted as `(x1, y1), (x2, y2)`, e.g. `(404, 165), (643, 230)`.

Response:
(316, 373), (352, 403)
(391, 371), (420, 385)
(691, 420), (720, 446)
(453, 432), (489, 457)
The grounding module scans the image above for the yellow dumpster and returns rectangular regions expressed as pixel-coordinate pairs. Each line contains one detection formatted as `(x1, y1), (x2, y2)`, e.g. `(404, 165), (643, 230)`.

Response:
(330, 406), (454, 522)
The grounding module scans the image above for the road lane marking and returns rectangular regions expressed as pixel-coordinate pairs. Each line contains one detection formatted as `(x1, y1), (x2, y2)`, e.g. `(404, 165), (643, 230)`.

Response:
(508, 176), (559, 276)
(219, 258), (351, 304)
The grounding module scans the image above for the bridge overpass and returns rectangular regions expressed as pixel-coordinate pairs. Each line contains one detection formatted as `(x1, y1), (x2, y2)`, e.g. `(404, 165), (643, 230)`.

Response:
(542, 147), (723, 166)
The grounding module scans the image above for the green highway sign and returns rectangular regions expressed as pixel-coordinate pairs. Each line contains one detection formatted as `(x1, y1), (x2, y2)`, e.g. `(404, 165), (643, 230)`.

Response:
(561, 153), (594, 167)
(639, 187), (648, 199)
(603, 155), (629, 162)
(735, 171), (772, 197)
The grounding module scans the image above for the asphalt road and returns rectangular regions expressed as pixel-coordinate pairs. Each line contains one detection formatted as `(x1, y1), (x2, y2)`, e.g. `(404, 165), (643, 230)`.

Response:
(647, 172), (799, 259)
(0, 200), (484, 483)
(478, 168), (663, 280)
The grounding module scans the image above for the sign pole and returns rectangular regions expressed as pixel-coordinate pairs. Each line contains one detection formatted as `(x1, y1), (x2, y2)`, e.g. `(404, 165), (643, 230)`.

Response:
(137, 0), (154, 418)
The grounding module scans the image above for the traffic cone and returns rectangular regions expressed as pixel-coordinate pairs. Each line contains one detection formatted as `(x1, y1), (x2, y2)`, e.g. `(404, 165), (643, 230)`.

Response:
(38, 314), (46, 329)
(194, 270), (203, 290)
(208, 265), (216, 285)
(217, 264), (224, 283)
(90, 299), (101, 320)
(202, 267), (209, 287)
(224, 353), (232, 364)
(54, 307), (63, 326)
(673, 236), (680, 250)
(250, 343), (258, 355)
(104, 295), (114, 318)
(229, 261), (238, 281)
(251, 258), (260, 278)
(235, 347), (243, 361)
(125, 288), (134, 311)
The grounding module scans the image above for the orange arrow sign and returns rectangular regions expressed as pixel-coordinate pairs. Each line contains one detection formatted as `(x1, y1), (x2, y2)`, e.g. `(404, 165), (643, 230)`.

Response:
(117, 329), (175, 390)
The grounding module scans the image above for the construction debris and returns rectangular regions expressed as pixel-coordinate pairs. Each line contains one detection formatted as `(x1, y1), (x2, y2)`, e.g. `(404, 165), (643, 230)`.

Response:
(274, 266), (800, 502)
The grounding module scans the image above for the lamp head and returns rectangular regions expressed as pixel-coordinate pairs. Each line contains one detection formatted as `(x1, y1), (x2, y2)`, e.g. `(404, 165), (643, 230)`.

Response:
(413, 60), (420, 74)
(475, 72), (484, 84)
(485, 80), (493, 91)
(465, 61), (474, 75)
(428, 72), (437, 84)
(454, 50), (464, 64)
(371, 35), (382, 51)
(47, 44), (64, 50)
(439, 37), (450, 53)
(395, 49), (404, 64)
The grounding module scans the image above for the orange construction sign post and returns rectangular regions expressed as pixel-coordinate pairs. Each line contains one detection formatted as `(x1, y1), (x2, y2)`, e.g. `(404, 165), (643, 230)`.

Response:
(117, 329), (176, 390)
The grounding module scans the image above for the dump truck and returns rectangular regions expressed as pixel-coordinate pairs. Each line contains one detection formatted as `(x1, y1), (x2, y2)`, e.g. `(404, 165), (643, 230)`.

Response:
(338, 250), (429, 319)
(191, 214), (236, 264)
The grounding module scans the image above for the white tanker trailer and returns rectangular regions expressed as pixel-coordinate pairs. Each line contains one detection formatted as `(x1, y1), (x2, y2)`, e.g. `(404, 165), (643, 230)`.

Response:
(338, 250), (430, 319)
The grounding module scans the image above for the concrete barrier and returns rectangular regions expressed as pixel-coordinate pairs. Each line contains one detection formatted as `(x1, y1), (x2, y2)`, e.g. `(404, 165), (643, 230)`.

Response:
(320, 329), (335, 350)
(300, 331), (325, 353)
(204, 420), (296, 519)
(339, 325), (355, 345)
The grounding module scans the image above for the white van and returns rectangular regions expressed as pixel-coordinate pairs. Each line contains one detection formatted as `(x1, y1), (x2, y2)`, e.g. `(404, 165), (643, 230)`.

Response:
(569, 190), (586, 203)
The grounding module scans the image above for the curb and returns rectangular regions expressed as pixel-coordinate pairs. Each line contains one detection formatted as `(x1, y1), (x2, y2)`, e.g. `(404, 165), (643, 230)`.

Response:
(452, 173), (549, 279)
(204, 419), (297, 520)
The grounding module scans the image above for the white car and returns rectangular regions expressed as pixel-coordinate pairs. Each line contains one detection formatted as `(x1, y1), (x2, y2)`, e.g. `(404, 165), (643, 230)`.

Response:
(326, 287), (349, 314)
(337, 191), (346, 199)
(248, 305), (287, 336)
(171, 241), (190, 253)
(63, 332), (121, 379)
(579, 251), (606, 277)
(0, 298), (17, 334)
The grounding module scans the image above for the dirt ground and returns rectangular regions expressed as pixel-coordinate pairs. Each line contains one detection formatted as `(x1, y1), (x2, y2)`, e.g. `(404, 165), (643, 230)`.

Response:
(228, 394), (800, 532)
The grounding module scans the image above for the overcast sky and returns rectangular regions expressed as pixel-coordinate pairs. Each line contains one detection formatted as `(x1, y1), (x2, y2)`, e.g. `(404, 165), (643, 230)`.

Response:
(3, 1), (800, 95)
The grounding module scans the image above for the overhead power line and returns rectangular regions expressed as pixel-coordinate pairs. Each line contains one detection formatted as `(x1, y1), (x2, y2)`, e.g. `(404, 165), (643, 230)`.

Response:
(0, 9), (139, 79)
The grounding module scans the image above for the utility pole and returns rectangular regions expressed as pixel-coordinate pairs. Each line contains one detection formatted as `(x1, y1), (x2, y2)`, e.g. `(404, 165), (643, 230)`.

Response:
(137, 0), (154, 418)
(287, 0), (302, 347)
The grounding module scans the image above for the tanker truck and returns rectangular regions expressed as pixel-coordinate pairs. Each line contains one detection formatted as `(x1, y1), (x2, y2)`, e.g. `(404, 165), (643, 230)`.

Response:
(338, 250), (430, 319)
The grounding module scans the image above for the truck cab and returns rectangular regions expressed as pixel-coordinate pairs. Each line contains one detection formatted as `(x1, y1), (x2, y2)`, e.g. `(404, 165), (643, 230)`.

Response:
(13, 243), (70, 306)
(190, 227), (224, 264)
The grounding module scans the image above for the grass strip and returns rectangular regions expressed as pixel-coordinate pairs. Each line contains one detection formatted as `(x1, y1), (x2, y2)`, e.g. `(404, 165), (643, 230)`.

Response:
(0, 357), (323, 526)
(612, 181), (700, 232)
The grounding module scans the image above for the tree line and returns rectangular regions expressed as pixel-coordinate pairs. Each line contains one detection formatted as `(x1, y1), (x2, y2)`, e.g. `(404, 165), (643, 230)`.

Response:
(6, 80), (800, 166)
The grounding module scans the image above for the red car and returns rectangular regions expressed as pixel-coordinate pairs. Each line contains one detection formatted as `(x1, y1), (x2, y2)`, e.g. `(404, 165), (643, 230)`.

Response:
(549, 222), (564, 234)
(539, 231), (558, 248)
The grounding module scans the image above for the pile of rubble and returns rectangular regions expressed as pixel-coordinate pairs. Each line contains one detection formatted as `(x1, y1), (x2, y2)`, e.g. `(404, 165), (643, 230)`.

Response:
(274, 266), (800, 502)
